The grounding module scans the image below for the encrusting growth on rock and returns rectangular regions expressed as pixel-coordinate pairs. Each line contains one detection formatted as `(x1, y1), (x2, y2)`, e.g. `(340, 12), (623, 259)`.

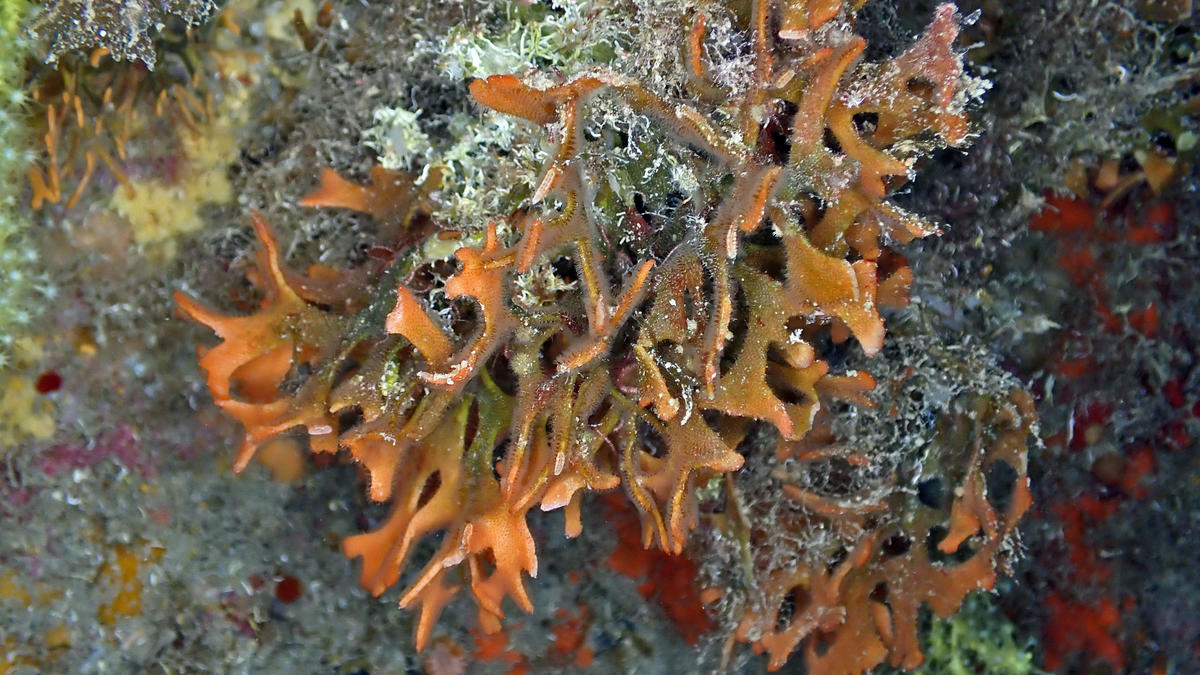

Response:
(178, 1), (1031, 670)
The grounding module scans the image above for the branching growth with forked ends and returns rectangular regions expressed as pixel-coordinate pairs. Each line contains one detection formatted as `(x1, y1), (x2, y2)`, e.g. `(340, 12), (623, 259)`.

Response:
(178, 1), (1029, 670)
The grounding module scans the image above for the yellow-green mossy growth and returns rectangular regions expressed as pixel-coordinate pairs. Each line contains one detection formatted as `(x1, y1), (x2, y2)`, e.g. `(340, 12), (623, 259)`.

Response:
(0, 0), (39, 366)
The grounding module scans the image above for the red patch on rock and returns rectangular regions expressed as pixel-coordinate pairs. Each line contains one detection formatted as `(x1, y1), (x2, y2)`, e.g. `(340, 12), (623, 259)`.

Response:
(35, 370), (63, 394)
(275, 575), (302, 603)
(603, 494), (714, 644)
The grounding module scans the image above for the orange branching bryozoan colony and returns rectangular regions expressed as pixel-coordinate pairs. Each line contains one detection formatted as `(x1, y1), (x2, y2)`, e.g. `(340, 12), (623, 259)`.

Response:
(178, 1), (1032, 671)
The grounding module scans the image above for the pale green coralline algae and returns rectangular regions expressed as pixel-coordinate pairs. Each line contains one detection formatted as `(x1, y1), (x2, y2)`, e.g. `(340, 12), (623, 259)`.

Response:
(435, 0), (618, 81)
(366, 0), (628, 228)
